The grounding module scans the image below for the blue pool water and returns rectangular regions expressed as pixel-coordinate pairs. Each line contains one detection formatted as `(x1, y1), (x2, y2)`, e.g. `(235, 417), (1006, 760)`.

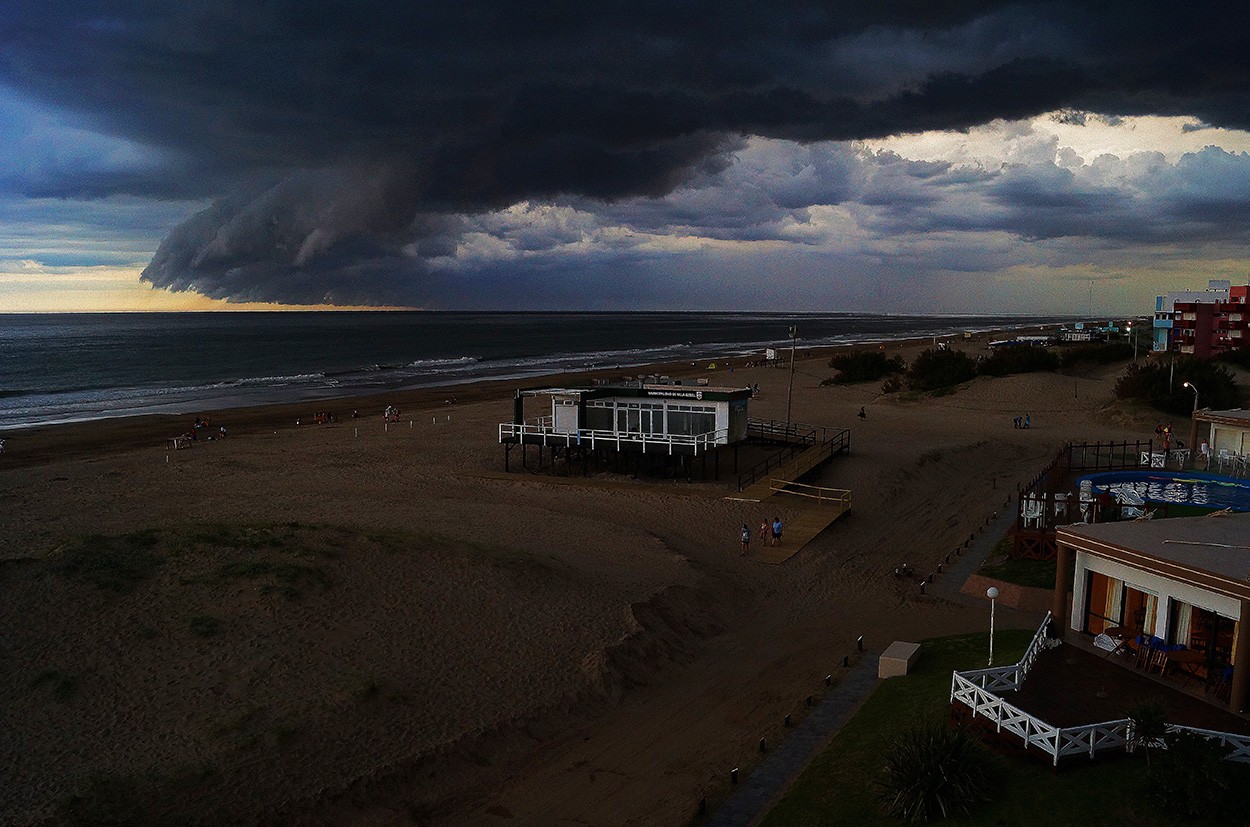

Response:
(1078, 471), (1250, 513)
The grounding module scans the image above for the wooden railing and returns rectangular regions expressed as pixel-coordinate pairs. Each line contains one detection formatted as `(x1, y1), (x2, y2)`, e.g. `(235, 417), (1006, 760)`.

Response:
(950, 612), (1250, 766)
(769, 480), (851, 509)
(736, 423), (851, 491)
(498, 422), (730, 455)
(747, 418), (837, 445)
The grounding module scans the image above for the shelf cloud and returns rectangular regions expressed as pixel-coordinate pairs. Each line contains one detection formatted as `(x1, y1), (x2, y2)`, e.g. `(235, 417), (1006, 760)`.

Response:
(3, 2), (1249, 307)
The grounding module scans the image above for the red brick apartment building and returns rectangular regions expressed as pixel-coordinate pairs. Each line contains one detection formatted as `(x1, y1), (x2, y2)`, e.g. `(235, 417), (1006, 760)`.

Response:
(1169, 283), (1249, 357)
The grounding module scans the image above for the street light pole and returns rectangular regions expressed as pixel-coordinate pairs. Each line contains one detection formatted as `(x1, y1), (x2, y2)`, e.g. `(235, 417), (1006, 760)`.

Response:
(1128, 322), (1138, 362)
(987, 586), (999, 667)
(1184, 381), (1200, 464)
(785, 325), (797, 425)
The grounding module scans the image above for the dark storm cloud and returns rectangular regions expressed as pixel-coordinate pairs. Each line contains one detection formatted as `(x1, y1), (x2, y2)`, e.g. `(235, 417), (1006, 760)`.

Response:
(2, 1), (1248, 304)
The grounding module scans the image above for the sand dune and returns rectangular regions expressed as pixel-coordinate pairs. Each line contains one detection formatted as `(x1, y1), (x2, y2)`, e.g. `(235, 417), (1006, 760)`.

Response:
(0, 343), (1162, 824)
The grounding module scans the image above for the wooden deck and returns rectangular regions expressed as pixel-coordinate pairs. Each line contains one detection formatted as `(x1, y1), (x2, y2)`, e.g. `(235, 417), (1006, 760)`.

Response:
(1010, 642), (1250, 734)
(752, 481), (851, 564)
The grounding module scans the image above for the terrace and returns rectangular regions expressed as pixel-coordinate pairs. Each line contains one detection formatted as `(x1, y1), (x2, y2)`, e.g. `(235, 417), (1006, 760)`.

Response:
(951, 615), (1250, 766)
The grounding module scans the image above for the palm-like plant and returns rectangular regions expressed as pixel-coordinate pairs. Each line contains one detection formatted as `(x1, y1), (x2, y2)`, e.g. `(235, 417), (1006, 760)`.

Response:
(1126, 702), (1169, 765)
(879, 721), (996, 823)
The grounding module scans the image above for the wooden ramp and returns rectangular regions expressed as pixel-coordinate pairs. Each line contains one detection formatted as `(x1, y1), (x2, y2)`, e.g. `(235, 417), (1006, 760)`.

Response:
(755, 481), (851, 564)
(729, 437), (839, 503)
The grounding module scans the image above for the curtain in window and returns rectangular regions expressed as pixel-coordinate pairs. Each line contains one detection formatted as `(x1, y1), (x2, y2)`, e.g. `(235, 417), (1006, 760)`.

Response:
(1104, 578), (1123, 626)
(1172, 600), (1189, 644)
(1142, 593), (1158, 637)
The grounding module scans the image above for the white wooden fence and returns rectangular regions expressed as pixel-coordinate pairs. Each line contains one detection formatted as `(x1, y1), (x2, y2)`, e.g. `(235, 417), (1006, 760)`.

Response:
(499, 421), (730, 454)
(950, 613), (1250, 766)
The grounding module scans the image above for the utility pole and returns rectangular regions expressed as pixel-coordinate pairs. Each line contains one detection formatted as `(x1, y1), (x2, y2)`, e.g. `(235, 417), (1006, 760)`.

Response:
(786, 325), (797, 425)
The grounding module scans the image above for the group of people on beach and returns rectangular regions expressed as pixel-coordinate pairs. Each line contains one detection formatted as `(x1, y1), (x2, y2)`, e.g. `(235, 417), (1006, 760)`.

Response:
(1012, 413), (1031, 429)
(194, 417), (226, 440)
(740, 516), (784, 555)
(384, 405), (401, 422)
(180, 417), (226, 443)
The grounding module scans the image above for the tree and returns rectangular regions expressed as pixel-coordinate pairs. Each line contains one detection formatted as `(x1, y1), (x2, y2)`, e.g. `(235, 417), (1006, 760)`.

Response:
(1114, 357), (1241, 416)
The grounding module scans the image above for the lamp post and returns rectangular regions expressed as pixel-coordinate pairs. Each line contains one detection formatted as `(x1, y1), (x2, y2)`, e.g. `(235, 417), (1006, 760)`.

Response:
(1127, 321), (1138, 362)
(987, 586), (1000, 667)
(1184, 381), (1200, 464)
(785, 324), (797, 425)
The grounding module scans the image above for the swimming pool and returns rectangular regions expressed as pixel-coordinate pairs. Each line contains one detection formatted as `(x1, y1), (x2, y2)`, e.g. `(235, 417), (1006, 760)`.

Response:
(1077, 470), (1250, 513)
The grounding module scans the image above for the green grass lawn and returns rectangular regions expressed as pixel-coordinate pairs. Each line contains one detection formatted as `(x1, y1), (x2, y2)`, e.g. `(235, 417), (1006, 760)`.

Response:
(757, 630), (1218, 826)
(977, 556), (1056, 590)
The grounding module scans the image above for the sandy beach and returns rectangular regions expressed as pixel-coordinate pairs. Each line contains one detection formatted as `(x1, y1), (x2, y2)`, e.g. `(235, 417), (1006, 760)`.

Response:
(0, 337), (1166, 825)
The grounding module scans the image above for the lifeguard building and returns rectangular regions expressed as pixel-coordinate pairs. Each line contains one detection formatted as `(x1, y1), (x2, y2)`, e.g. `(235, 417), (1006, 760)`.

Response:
(499, 382), (753, 479)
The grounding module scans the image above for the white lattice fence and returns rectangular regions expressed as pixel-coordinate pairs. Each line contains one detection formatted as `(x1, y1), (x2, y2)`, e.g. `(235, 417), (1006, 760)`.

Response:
(951, 613), (1250, 766)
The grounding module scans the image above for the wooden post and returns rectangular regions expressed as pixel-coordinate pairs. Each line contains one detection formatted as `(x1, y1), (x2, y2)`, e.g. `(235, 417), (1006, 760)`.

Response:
(1231, 602), (1250, 713)
(1053, 543), (1072, 638)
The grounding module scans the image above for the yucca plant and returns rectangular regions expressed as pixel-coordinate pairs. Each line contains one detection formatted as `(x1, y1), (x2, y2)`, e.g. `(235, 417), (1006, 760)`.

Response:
(1126, 702), (1169, 766)
(879, 721), (996, 823)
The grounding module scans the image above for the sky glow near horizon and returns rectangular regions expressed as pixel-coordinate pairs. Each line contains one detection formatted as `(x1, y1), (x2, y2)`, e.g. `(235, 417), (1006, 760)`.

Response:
(2, 3), (1250, 314)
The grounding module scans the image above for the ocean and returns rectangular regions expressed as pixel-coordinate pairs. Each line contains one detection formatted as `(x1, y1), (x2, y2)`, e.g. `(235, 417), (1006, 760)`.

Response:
(0, 311), (1072, 428)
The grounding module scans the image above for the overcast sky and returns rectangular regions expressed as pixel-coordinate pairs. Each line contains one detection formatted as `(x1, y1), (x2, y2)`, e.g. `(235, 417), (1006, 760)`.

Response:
(2, 2), (1249, 312)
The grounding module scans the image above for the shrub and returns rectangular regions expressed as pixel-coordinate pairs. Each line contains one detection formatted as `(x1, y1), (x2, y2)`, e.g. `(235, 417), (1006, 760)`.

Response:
(906, 348), (977, 392)
(1218, 347), (1250, 370)
(1113, 357), (1241, 416)
(827, 351), (906, 384)
(878, 721), (996, 823)
(1059, 341), (1133, 369)
(978, 344), (1059, 377)
(882, 375), (903, 394)
(1148, 729), (1240, 821)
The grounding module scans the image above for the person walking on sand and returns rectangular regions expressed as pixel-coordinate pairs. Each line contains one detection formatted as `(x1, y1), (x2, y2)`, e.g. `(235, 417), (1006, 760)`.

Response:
(758, 519), (768, 543)
(771, 516), (783, 546)
(740, 524), (750, 556)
